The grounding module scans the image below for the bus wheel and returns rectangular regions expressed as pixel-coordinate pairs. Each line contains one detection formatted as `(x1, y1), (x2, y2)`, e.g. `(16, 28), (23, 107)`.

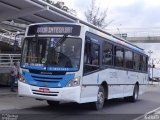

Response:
(47, 100), (60, 108)
(129, 84), (139, 102)
(90, 86), (105, 110)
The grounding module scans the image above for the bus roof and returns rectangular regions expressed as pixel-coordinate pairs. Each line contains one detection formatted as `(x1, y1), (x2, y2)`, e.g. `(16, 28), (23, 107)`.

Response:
(27, 22), (145, 54)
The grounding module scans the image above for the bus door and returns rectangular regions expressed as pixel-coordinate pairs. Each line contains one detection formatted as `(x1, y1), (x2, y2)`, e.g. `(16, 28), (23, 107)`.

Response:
(81, 38), (101, 101)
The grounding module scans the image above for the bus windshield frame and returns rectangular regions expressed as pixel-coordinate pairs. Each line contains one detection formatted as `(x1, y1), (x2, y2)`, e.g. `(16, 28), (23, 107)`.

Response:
(21, 37), (82, 71)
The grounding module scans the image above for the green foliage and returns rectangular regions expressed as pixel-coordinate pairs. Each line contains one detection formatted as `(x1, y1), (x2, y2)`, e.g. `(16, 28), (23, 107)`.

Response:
(42, 0), (76, 15)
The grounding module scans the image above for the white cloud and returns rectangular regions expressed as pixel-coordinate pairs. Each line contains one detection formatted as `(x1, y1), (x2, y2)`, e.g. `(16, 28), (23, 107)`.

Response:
(99, 0), (136, 8)
(56, 0), (160, 28)
(144, 0), (160, 7)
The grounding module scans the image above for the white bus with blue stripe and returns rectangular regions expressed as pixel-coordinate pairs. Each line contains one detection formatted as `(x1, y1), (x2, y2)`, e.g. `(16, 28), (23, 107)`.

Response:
(18, 22), (148, 110)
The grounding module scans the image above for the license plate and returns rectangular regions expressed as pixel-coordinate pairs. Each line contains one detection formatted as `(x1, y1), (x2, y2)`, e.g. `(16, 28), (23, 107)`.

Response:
(39, 88), (50, 93)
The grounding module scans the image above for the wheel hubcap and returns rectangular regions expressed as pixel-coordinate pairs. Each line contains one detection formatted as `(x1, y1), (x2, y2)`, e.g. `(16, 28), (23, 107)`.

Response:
(97, 91), (104, 105)
(134, 88), (138, 100)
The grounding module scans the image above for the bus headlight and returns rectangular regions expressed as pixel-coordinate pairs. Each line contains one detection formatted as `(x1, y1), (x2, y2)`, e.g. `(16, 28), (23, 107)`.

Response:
(66, 77), (81, 87)
(19, 74), (26, 83)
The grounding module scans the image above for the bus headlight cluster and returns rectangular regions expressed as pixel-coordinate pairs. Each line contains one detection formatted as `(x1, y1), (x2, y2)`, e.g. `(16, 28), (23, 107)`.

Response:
(66, 77), (81, 87)
(19, 74), (26, 83)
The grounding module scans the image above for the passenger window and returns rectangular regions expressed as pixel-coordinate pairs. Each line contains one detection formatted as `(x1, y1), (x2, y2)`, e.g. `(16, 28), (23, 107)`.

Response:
(133, 53), (141, 70)
(124, 50), (133, 69)
(102, 42), (113, 66)
(115, 46), (124, 67)
(142, 56), (148, 72)
(84, 41), (100, 74)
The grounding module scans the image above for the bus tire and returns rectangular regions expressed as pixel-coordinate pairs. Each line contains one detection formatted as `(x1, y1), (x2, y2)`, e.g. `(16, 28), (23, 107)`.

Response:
(90, 85), (105, 110)
(129, 84), (139, 102)
(47, 100), (60, 108)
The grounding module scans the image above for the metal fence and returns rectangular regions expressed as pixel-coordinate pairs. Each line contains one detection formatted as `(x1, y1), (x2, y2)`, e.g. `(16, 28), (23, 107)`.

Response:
(0, 54), (20, 85)
(0, 54), (21, 68)
(0, 33), (22, 47)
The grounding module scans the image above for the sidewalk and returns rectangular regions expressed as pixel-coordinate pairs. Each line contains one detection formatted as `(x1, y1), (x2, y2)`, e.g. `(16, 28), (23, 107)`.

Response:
(0, 86), (17, 96)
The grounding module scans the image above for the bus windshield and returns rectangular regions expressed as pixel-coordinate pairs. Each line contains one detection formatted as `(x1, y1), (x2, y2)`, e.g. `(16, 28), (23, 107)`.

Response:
(21, 37), (82, 70)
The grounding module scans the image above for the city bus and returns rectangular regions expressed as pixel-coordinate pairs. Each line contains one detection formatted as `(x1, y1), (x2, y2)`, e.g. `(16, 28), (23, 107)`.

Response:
(18, 22), (148, 110)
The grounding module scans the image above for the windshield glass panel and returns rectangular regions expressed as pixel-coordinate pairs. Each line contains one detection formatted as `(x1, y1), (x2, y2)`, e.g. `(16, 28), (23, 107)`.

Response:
(21, 37), (82, 70)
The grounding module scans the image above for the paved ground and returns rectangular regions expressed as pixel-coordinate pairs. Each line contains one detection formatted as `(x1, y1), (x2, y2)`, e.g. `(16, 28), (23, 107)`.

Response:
(0, 84), (160, 120)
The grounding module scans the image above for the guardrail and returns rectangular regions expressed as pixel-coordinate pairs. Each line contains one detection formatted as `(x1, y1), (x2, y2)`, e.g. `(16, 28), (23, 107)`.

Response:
(106, 28), (160, 38)
(0, 54), (21, 68)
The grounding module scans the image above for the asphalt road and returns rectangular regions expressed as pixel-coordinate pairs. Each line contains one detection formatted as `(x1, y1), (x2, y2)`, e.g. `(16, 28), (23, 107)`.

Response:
(0, 85), (160, 120)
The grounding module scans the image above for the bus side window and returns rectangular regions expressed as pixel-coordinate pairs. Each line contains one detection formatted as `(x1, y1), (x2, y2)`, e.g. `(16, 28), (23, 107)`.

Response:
(145, 56), (148, 72)
(124, 50), (133, 69)
(102, 41), (113, 66)
(141, 56), (147, 72)
(84, 41), (100, 74)
(115, 46), (124, 67)
(133, 53), (141, 71)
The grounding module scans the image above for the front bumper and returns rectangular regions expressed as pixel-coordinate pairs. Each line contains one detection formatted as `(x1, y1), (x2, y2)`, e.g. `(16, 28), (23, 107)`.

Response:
(18, 81), (81, 103)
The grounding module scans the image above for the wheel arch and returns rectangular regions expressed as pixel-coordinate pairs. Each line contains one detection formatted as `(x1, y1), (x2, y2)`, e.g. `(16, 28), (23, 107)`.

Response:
(101, 81), (108, 99)
(135, 81), (139, 90)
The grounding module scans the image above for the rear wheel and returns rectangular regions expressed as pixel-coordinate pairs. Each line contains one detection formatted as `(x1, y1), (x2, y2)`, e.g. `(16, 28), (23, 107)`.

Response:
(47, 100), (60, 108)
(128, 84), (139, 102)
(90, 86), (105, 110)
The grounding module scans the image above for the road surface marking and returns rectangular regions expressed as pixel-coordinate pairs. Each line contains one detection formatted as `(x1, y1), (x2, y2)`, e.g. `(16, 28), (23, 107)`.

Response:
(133, 106), (160, 120)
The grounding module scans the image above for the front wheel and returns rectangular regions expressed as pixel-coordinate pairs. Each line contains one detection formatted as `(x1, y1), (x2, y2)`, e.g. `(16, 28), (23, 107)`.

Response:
(90, 86), (105, 110)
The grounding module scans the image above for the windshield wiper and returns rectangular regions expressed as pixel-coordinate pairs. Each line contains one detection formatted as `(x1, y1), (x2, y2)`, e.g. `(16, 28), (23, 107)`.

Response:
(53, 35), (68, 48)
(46, 35), (68, 69)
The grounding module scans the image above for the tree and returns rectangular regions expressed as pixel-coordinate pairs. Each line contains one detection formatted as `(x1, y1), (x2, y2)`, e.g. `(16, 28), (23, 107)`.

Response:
(42, 0), (76, 16)
(85, 0), (113, 28)
(54, 1), (68, 11)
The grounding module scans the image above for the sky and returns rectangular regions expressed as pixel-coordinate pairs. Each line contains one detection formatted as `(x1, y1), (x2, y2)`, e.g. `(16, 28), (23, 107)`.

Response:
(54, 0), (160, 68)
(54, 0), (160, 28)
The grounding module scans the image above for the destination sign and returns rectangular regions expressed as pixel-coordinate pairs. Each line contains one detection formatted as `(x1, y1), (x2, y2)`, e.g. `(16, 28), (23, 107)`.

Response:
(27, 24), (81, 36)
(37, 27), (73, 34)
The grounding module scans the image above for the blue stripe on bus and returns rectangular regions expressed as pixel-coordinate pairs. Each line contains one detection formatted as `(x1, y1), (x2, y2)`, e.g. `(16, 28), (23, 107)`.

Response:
(111, 37), (142, 52)
(21, 65), (78, 71)
(22, 65), (47, 70)
(22, 71), (75, 88)
(31, 73), (64, 79)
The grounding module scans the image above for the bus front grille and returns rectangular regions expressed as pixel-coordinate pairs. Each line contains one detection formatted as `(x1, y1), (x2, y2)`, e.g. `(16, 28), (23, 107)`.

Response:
(23, 71), (74, 87)
(33, 92), (58, 96)
(32, 76), (63, 82)
(32, 90), (59, 96)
